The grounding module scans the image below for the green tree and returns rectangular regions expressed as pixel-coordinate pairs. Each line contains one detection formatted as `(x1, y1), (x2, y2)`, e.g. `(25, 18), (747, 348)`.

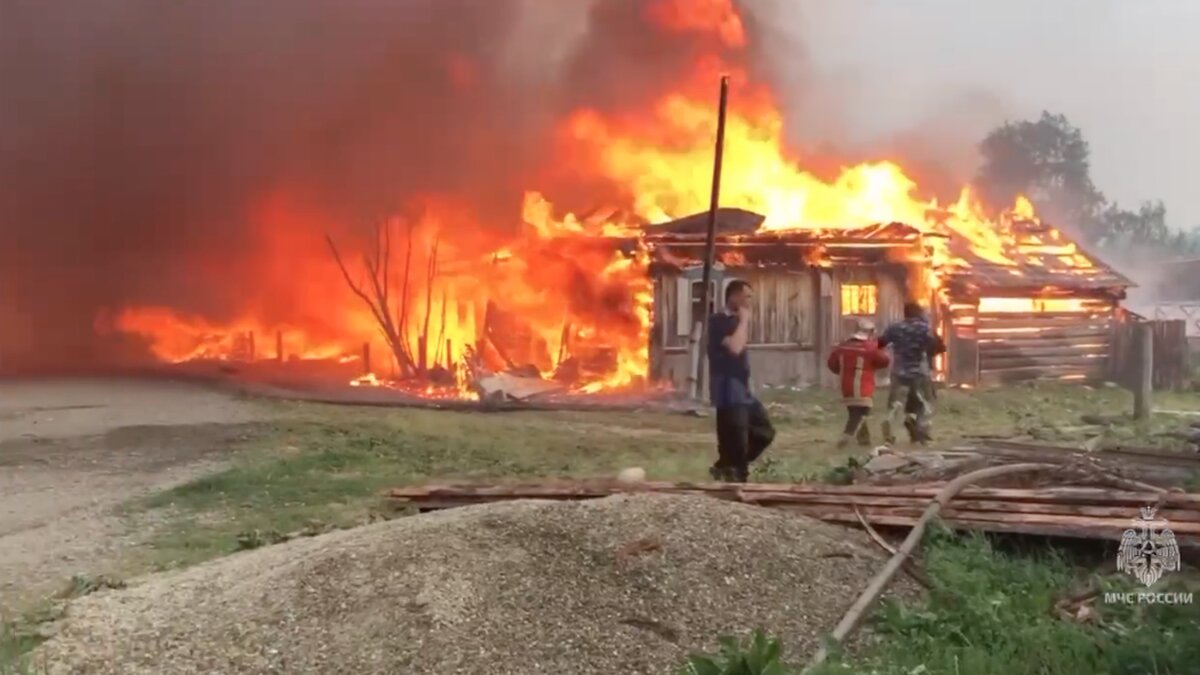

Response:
(976, 111), (1106, 236)
(1093, 200), (1166, 247)
(976, 112), (1200, 256)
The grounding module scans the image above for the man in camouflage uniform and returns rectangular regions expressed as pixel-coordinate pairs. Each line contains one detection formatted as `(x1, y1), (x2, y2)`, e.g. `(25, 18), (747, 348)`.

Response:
(878, 302), (946, 445)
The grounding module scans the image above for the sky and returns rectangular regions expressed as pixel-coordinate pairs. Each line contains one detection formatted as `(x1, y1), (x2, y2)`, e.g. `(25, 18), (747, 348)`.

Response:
(761, 0), (1200, 229)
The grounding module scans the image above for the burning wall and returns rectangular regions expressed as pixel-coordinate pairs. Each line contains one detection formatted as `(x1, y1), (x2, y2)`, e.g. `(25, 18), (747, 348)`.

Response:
(1, 0), (1107, 394)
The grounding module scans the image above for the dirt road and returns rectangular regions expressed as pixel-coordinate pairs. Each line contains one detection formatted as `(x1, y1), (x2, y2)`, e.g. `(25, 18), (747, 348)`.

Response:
(0, 377), (275, 612)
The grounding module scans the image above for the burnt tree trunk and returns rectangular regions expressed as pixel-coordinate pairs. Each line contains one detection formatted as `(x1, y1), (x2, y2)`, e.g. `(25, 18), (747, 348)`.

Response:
(325, 221), (419, 377)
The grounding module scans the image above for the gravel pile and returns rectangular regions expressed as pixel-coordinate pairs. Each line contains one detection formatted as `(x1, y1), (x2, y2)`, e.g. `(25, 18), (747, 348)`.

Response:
(38, 494), (902, 674)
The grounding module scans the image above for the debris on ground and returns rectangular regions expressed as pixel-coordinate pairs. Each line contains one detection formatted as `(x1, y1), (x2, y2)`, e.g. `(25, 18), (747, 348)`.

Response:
(36, 494), (908, 675)
(475, 371), (565, 401)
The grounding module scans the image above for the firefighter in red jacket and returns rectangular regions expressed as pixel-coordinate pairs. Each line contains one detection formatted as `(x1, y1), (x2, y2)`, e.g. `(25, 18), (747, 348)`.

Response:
(827, 319), (891, 448)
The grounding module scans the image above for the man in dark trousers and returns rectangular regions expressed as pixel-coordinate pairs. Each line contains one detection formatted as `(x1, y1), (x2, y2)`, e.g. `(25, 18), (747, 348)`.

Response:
(878, 301), (946, 445)
(707, 280), (775, 482)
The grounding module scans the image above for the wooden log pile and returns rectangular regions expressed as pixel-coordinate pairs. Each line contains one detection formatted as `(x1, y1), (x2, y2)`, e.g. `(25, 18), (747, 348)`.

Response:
(942, 439), (1200, 488)
(388, 480), (1200, 546)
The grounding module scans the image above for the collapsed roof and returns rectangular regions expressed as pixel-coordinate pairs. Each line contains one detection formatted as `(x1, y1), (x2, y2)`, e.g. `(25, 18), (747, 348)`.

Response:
(642, 208), (925, 271)
(643, 209), (1133, 296)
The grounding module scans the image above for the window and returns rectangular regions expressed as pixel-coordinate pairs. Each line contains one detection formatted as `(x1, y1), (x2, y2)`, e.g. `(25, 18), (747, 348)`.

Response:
(840, 284), (878, 316)
(690, 280), (715, 328)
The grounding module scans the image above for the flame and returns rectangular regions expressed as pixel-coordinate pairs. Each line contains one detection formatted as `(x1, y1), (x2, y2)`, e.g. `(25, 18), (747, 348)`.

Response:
(647, 0), (746, 48)
(108, 307), (350, 363)
(102, 0), (1101, 398)
(978, 297), (1092, 314)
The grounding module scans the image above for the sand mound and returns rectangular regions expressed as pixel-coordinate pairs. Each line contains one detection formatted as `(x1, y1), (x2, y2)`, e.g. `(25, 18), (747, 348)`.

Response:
(38, 494), (900, 674)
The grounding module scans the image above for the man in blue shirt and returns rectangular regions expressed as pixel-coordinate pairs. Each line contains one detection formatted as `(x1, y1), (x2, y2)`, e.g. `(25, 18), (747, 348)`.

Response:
(878, 301), (946, 445)
(707, 280), (775, 482)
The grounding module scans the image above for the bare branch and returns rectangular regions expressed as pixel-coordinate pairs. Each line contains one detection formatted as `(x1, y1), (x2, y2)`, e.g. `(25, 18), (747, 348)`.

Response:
(326, 234), (387, 329)
(435, 287), (448, 367)
(398, 220), (415, 340)
(419, 232), (441, 371)
(326, 228), (416, 376)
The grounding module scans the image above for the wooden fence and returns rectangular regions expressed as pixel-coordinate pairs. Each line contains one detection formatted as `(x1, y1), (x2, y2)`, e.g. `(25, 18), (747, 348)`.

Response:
(1110, 316), (1189, 391)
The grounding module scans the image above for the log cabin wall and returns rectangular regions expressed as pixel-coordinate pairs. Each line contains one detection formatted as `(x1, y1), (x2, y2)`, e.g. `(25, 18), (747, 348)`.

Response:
(945, 302), (980, 386)
(651, 263), (912, 392)
(964, 295), (1119, 386)
(653, 268), (818, 391)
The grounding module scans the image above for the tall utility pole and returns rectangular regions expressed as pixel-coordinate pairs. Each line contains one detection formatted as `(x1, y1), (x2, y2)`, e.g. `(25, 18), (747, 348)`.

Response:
(689, 75), (730, 399)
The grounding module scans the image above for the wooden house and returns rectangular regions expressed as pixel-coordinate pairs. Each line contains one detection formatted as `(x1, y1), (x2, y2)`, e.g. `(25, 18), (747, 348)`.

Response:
(939, 225), (1134, 387)
(643, 209), (1135, 391)
(645, 209), (926, 390)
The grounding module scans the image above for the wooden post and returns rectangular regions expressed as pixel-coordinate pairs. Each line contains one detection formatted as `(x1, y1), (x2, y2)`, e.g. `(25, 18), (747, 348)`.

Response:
(687, 320), (703, 396)
(362, 342), (371, 374)
(276, 330), (284, 363)
(445, 339), (453, 369)
(418, 336), (428, 374)
(1134, 321), (1154, 420)
(691, 74), (730, 400)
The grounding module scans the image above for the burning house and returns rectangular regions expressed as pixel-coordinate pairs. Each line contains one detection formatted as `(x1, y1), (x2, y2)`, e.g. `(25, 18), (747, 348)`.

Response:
(644, 208), (925, 389)
(643, 202), (1134, 392)
(99, 168), (1136, 402)
(47, 0), (1144, 402)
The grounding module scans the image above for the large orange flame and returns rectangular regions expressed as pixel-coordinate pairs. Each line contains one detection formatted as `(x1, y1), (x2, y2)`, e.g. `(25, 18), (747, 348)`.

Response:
(107, 0), (1097, 396)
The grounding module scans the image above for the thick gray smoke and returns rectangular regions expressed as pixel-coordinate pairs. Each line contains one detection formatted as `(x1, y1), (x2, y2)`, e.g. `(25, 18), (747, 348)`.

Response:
(0, 0), (533, 368)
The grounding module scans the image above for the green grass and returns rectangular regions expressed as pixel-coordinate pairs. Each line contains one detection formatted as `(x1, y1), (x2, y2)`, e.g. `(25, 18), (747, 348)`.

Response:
(0, 575), (123, 674)
(0, 623), (36, 675)
(683, 529), (1200, 675)
(129, 382), (1197, 570)
(3, 381), (1196, 671)
(131, 405), (757, 568)
(814, 529), (1200, 675)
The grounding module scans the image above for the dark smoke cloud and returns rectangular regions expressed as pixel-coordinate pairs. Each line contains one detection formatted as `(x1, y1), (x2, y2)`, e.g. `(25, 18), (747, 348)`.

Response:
(0, 0), (1006, 371)
(0, 0), (699, 370)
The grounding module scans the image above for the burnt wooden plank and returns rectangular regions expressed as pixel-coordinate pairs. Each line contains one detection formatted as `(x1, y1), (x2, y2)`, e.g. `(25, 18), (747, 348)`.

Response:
(979, 339), (1109, 356)
(390, 481), (1200, 506)
(979, 354), (1109, 370)
(976, 326), (1112, 341)
(977, 364), (1103, 385)
(976, 317), (1114, 331)
(980, 345), (1109, 360)
(976, 311), (1114, 321)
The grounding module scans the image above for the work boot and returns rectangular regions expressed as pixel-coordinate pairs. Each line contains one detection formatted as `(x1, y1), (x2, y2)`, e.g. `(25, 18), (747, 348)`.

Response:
(836, 434), (855, 449)
(914, 421), (933, 445)
(731, 467), (750, 483)
(881, 420), (896, 445)
(856, 423), (872, 447)
(708, 465), (734, 482)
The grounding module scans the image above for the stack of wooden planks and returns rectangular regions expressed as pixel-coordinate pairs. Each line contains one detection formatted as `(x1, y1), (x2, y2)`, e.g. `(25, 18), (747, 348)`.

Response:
(388, 480), (1200, 546)
(950, 439), (1200, 488)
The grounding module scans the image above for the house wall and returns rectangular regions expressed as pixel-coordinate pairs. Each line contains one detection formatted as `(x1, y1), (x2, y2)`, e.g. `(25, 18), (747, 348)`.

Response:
(650, 263), (913, 392)
(943, 294), (1120, 386)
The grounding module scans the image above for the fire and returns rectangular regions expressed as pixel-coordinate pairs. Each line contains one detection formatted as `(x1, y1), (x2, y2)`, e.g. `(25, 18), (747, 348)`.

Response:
(978, 297), (1092, 314)
(101, 0), (1096, 399)
(105, 307), (350, 363)
(647, 0), (746, 48)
